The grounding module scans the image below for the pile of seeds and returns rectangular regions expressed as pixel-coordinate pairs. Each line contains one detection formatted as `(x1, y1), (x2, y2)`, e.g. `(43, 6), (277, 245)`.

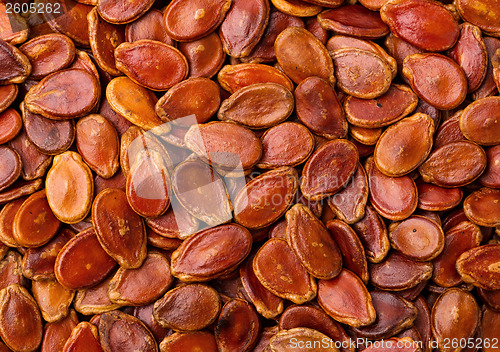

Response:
(0, 0), (499, 351)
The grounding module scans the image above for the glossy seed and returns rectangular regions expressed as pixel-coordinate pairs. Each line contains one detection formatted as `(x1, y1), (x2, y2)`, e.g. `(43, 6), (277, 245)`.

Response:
(0, 39), (31, 84)
(97, 0), (155, 24)
(0, 284), (43, 352)
(218, 63), (294, 93)
(92, 188), (147, 269)
(275, 27), (335, 85)
(234, 167), (298, 229)
(32, 279), (75, 323)
(286, 204), (343, 280)
(295, 76), (348, 139)
(62, 322), (103, 352)
(389, 216), (444, 261)
(431, 288), (480, 352)
(253, 238), (317, 304)
(76, 114), (119, 179)
(419, 141), (487, 188)
(459, 96), (500, 146)
(381, 0), (459, 51)
(171, 224), (252, 281)
(159, 331), (218, 352)
(25, 69), (100, 119)
(115, 40), (188, 91)
(218, 83), (294, 129)
(54, 228), (116, 290)
(374, 113), (434, 177)
(456, 244), (500, 290)
(269, 327), (339, 352)
(154, 284), (221, 331)
(46, 151), (94, 224)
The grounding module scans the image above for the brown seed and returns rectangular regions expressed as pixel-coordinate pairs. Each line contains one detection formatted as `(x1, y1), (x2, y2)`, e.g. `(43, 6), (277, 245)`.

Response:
(352, 291), (417, 340)
(447, 23), (488, 93)
(295, 76), (348, 139)
(108, 251), (173, 306)
(92, 188), (147, 269)
(154, 284), (221, 331)
(0, 39), (31, 84)
(20, 33), (75, 80)
(99, 98), (133, 136)
(243, 11), (304, 63)
(389, 216), (444, 261)
(70, 50), (100, 81)
(0, 146), (21, 192)
(352, 205), (390, 264)
(13, 190), (60, 247)
(431, 288), (480, 352)
(269, 327), (339, 352)
(369, 251), (433, 291)
(41, 310), (79, 352)
(172, 160), (231, 226)
(253, 238), (317, 304)
(0, 251), (27, 291)
(0, 108), (22, 145)
(344, 84), (418, 129)
(219, 0), (269, 58)
(275, 27), (335, 85)
(156, 77), (220, 125)
(130, 303), (171, 343)
(318, 4), (389, 38)
(45, 151), (94, 224)
(99, 311), (157, 352)
(25, 69), (100, 119)
(21, 228), (74, 281)
(163, 0), (232, 41)
(432, 221), (482, 288)
(258, 122), (314, 169)
(62, 321), (103, 352)
(9, 127), (52, 181)
(326, 219), (369, 283)
(218, 63), (294, 93)
(456, 244), (500, 290)
(159, 331), (218, 352)
(234, 167), (298, 229)
(178, 32), (226, 78)
(374, 113), (434, 177)
(433, 111), (465, 149)
(0, 178), (43, 205)
(215, 298), (260, 352)
(32, 279), (75, 323)
(0, 4), (29, 45)
(403, 53), (467, 110)
(286, 204), (342, 280)
(125, 10), (174, 45)
(126, 149), (171, 219)
(145, 205), (199, 240)
(456, 0), (500, 36)
(87, 7), (125, 76)
(480, 145), (500, 188)
(419, 141), (487, 187)
(478, 288), (500, 311)
(115, 40), (188, 91)
(74, 275), (122, 315)
(327, 35), (397, 77)
(106, 76), (163, 130)
(22, 104), (75, 155)
(481, 308), (500, 352)
(366, 157), (418, 221)
(76, 114), (119, 179)
(0, 284), (43, 352)
(54, 228), (116, 290)
(332, 48), (393, 99)
(278, 305), (353, 352)
(271, 0), (321, 17)
(350, 126), (383, 146)
(171, 223), (252, 281)
(460, 96), (500, 146)
(218, 82), (294, 129)
(474, 37), (500, 100)
(40, 0), (92, 47)
(97, 0), (155, 24)
(317, 269), (376, 327)
(381, 0), (459, 51)
(417, 180), (463, 212)
(0, 197), (26, 247)
(301, 139), (358, 201)
(240, 253), (284, 319)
